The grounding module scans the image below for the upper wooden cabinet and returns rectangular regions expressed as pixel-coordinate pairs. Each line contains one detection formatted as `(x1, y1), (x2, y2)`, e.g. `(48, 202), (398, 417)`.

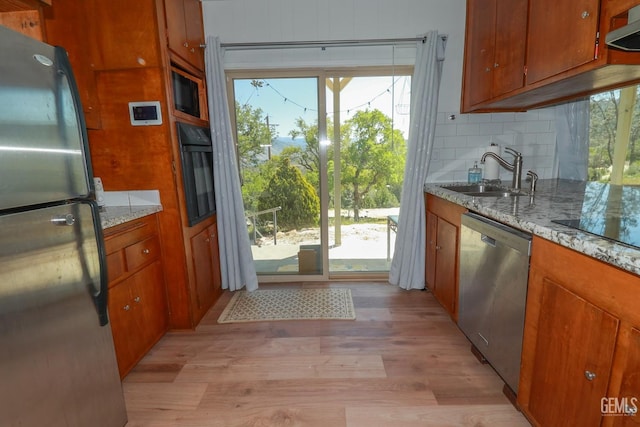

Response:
(165, 0), (205, 70)
(461, 0), (527, 111)
(0, 0), (49, 41)
(462, 0), (640, 112)
(526, 0), (600, 85)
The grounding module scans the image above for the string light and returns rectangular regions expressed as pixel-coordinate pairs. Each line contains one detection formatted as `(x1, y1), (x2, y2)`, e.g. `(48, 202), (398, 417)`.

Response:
(254, 77), (407, 117)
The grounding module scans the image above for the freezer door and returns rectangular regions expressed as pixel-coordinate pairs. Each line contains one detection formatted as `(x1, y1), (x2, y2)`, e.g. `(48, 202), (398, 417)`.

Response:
(0, 26), (92, 210)
(0, 203), (127, 427)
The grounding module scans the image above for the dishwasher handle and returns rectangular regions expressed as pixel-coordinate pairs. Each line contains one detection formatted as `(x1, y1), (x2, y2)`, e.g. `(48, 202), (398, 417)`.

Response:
(481, 234), (496, 247)
(461, 212), (532, 255)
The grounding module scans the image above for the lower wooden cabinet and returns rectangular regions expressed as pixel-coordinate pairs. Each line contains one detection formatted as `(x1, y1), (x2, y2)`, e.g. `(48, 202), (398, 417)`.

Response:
(104, 214), (168, 378)
(190, 218), (222, 323)
(425, 193), (467, 321)
(519, 236), (640, 426)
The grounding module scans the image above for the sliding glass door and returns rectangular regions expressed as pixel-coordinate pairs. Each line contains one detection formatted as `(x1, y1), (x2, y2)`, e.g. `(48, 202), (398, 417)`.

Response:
(325, 74), (410, 274)
(229, 69), (410, 279)
(232, 76), (324, 276)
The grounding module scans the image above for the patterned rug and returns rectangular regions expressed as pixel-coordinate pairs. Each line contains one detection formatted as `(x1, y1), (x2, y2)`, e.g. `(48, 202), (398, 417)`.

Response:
(217, 288), (356, 323)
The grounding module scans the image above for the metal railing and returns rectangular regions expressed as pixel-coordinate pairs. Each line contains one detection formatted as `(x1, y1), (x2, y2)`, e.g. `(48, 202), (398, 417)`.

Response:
(247, 206), (282, 245)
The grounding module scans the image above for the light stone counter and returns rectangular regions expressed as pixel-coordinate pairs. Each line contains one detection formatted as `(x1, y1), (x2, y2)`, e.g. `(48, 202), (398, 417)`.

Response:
(100, 205), (163, 229)
(425, 179), (640, 276)
(97, 189), (163, 229)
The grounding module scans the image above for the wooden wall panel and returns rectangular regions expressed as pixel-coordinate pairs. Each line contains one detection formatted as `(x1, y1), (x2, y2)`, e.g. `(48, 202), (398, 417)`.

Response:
(88, 67), (195, 329)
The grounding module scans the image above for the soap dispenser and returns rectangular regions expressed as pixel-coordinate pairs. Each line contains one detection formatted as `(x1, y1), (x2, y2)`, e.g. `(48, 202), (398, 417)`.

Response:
(468, 161), (482, 184)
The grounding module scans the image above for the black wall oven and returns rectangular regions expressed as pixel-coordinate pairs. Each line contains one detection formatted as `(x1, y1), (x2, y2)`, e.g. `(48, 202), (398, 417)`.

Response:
(176, 122), (216, 226)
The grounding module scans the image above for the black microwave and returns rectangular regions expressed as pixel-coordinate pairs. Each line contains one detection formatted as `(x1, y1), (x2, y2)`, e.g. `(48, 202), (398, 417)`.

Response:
(176, 122), (216, 226)
(171, 67), (203, 119)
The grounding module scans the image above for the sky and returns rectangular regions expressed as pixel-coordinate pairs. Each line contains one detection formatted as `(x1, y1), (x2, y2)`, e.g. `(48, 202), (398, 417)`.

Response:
(233, 75), (412, 140)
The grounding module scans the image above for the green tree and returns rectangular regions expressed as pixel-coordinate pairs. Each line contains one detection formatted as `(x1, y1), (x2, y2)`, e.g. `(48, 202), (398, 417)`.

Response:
(235, 102), (277, 212)
(235, 102), (276, 170)
(341, 109), (406, 221)
(257, 157), (320, 230)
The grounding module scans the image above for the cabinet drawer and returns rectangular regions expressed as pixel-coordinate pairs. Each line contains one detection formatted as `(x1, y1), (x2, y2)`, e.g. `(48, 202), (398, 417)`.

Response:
(125, 235), (160, 272)
(104, 216), (157, 255)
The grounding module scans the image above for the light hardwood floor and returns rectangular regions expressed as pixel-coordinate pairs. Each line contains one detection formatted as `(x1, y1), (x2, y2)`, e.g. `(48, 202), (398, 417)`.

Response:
(122, 282), (531, 426)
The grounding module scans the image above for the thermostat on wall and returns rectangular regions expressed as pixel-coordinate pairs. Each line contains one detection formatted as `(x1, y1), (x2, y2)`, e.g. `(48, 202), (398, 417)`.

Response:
(128, 101), (163, 126)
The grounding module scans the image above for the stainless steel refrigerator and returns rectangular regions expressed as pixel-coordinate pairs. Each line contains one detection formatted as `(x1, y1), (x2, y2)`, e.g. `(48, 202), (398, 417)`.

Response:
(0, 26), (128, 426)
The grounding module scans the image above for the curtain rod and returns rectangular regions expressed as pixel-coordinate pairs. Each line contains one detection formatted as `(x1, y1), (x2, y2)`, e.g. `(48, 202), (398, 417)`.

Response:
(218, 35), (446, 51)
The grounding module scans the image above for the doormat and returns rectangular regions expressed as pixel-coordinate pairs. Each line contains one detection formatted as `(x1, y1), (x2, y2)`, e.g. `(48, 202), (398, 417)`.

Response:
(217, 288), (356, 323)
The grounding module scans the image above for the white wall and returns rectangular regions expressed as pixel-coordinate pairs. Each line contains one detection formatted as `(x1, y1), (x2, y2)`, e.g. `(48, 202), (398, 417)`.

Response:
(202, 0), (557, 181)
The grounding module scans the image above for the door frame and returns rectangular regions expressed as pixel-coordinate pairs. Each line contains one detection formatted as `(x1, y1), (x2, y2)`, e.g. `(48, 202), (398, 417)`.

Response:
(226, 66), (412, 283)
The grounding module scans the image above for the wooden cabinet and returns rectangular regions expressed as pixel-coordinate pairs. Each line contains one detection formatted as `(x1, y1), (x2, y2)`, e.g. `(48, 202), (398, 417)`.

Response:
(462, 0), (640, 112)
(425, 194), (467, 320)
(104, 214), (169, 378)
(0, 0), (49, 41)
(42, 0), (102, 129)
(43, 0), (219, 330)
(526, 0), (600, 85)
(164, 0), (205, 70)
(190, 219), (222, 322)
(519, 236), (640, 426)
(461, 0), (527, 111)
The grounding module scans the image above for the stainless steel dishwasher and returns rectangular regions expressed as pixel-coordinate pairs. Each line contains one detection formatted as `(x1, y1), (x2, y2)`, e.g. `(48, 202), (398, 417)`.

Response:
(458, 212), (532, 394)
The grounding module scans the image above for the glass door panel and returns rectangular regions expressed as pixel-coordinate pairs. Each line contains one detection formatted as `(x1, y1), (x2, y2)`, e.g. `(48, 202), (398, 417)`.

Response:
(325, 75), (410, 274)
(233, 77), (323, 276)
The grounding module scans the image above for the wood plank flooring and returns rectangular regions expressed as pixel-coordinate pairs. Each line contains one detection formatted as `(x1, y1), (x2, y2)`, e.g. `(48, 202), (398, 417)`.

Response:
(122, 282), (531, 426)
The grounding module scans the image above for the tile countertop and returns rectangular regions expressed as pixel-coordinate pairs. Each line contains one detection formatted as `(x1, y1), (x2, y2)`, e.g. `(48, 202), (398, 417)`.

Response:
(425, 179), (640, 277)
(98, 189), (163, 229)
(100, 205), (163, 229)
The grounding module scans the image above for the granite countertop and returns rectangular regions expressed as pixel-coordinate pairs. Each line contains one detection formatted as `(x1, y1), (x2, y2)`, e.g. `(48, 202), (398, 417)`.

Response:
(425, 179), (640, 276)
(100, 205), (163, 229)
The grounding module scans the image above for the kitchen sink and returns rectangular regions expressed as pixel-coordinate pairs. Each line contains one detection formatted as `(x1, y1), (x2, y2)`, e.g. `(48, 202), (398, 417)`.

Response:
(440, 183), (526, 197)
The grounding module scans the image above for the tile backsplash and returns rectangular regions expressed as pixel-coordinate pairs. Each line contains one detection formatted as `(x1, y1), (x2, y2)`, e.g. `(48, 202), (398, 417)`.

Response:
(427, 108), (557, 183)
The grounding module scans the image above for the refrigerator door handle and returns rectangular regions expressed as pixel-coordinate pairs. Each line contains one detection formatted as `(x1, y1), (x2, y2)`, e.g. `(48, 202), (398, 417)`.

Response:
(89, 201), (109, 326)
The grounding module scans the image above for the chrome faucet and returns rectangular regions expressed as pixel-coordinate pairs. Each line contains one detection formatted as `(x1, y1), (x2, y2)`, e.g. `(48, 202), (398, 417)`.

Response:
(480, 147), (523, 190)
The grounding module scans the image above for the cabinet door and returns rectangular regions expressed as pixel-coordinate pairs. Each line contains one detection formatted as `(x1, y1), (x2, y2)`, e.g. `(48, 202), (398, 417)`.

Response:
(611, 327), (640, 425)
(165, 0), (204, 70)
(434, 218), (458, 316)
(462, 0), (496, 109)
(132, 261), (168, 349)
(183, 0), (204, 70)
(492, 0), (527, 97)
(526, 0), (600, 85)
(526, 276), (618, 426)
(108, 282), (137, 378)
(165, 0), (188, 60)
(425, 211), (438, 290)
(43, 0), (102, 129)
(191, 226), (215, 313)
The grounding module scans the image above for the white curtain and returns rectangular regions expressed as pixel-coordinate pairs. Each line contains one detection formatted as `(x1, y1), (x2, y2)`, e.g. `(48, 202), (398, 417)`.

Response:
(205, 36), (258, 292)
(553, 99), (590, 180)
(389, 31), (446, 290)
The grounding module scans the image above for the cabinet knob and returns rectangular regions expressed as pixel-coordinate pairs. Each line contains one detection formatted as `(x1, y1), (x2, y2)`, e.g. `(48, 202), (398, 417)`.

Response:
(142, 248), (150, 254)
(485, 67), (491, 72)
(133, 296), (141, 303)
(183, 42), (189, 47)
(581, 10), (590, 19)
(625, 403), (639, 416)
(190, 48), (195, 53)
(123, 304), (130, 311)
(584, 370), (596, 381)
(494, 63), (499, 68)
(435, 245), (442, 251)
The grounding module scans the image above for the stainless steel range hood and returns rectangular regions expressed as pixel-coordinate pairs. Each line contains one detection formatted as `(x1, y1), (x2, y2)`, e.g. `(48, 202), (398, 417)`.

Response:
(606, 5), (640, 51)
